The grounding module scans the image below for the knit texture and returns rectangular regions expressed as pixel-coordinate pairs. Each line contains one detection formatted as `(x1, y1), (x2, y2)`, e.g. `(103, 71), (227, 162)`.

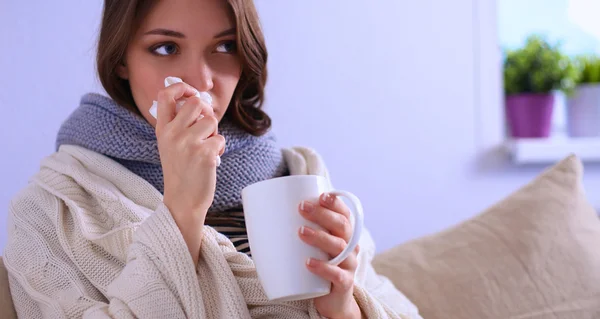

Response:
(4, 145), (421, 319)
(55, 93), (288, 213)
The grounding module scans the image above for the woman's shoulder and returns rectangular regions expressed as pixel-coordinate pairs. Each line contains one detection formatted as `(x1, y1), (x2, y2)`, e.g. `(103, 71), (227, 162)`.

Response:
(7, 146), (89, 224)
(6, 180), (61, 248)
(9, 145), (149, 220)
(17, 145), (105, 199)
(9, 147), (79, 213)
(6, 145), (151, 255)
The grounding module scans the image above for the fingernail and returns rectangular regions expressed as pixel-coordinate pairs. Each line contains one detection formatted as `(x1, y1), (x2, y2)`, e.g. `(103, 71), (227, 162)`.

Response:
(164, 76), (183, 87)
(322, 193), (334, 205)
(300, 201), (315, 213)
(306, 258), (314, 266)
(149, 101), (158, 119)
(299, 226), (315, 236)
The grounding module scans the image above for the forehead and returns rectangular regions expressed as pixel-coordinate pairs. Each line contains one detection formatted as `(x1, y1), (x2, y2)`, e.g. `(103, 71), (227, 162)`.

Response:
(139, 0), (236, 36)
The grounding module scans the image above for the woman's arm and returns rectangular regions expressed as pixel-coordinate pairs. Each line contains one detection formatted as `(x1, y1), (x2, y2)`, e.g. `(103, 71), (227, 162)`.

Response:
(4, 186), (202, 319)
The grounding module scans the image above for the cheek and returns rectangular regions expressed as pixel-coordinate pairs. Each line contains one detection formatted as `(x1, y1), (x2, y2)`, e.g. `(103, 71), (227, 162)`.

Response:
(213, 59), (243, 112)
(126, 50), (165, 112)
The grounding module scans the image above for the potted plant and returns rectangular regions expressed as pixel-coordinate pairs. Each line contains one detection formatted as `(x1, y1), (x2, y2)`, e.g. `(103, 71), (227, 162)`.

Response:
(566, 55), (600, 137)
(503, 35), (578, 138)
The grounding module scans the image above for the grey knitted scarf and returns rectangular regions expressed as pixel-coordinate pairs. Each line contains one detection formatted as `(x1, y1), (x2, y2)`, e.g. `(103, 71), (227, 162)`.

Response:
(56, 93), (288, 213)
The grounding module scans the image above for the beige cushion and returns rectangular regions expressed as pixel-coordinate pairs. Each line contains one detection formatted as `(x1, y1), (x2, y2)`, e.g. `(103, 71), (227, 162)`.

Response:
(0, 257), (17, 319)
(373, 155), (600, 319)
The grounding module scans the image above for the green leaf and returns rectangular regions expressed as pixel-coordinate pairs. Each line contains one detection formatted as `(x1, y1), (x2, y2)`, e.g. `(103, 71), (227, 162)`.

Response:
(575, 54), (600, 84)
(503, 34), (578, 95)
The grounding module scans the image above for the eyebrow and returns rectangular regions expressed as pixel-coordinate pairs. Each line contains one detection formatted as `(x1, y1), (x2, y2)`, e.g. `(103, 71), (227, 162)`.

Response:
(144, 27), (237, 39)
(213, 27), (236, 38)
(144, 28), (185, 38)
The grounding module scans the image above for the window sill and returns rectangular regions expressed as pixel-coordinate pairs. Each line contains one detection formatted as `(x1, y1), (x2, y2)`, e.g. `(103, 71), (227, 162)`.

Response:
(506, 137), (600, 164)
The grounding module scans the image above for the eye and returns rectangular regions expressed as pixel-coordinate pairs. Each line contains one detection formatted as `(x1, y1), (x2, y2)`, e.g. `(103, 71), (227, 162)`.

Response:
(215, 40), (237, 54)
(151, 42), (179, 56)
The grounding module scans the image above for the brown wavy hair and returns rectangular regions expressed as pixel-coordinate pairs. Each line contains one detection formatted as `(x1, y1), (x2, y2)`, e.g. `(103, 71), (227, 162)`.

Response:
(97, 0), (271, 136)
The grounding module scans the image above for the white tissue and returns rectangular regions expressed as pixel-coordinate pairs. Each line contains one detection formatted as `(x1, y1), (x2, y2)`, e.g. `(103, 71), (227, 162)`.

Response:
(149, 76), (221, 167)
(148, 76), (213, 119)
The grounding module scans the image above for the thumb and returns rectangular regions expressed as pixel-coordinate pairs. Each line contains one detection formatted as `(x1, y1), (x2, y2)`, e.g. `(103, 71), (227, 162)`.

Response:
(155, 82), (199, 132)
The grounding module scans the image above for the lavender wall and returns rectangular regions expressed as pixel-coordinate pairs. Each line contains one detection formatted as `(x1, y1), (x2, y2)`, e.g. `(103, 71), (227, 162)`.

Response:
(2, 1), (598, 254)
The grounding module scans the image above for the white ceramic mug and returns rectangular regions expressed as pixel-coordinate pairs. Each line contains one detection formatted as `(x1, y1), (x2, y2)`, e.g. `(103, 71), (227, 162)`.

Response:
(241, 175), (364, 302)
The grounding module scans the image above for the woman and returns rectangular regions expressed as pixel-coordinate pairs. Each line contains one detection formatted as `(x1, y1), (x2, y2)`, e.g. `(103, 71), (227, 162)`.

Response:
(4, 0), (421, 318)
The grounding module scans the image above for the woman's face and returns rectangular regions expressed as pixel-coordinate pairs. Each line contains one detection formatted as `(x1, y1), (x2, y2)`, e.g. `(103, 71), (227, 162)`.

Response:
(119, 0), (242, 127)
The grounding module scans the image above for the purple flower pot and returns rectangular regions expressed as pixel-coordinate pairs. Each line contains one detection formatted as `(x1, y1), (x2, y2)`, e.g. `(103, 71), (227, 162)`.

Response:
(505, 93), (555, 138)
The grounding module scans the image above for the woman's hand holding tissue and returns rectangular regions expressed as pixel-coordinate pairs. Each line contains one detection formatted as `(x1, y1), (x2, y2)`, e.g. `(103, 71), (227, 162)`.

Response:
(298, 193), (363, 319)
(154, 81), (225, 265)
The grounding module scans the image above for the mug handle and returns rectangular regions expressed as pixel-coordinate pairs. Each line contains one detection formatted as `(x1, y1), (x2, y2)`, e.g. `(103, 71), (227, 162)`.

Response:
(326, 190), (364, 266)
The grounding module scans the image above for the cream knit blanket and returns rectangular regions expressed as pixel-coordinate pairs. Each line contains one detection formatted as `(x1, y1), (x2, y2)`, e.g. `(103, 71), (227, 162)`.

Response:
(4, 145), (421, 318)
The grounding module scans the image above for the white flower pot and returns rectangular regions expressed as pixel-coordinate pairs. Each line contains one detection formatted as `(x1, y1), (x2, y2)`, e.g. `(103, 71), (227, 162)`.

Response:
(567, 83), (600, 137)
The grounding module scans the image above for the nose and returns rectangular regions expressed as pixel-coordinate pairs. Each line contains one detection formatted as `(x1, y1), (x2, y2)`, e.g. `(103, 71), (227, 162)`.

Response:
(180, 58), (214, 92)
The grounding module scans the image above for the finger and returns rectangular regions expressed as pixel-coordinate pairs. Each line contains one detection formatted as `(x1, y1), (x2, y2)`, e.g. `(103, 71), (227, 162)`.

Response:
(155, 82), (199, 132)
(188, 115), (220, 141)
(320, 193), (351, 220)
(299, 201), (352, 241)
(306, 258), (354, 292)
(341, 251), (359, 271)
(299, 226), (346, 257)
(204, 134), (226, 158)
(171, 97), (214, 129)
(299, 226), (359, 271)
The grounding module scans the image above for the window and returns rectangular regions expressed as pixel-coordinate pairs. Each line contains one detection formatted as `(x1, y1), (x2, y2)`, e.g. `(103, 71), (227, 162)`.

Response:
(498, 0), (600, 136)
(492, 0), (600, 163)
(499, 0), (600, 56)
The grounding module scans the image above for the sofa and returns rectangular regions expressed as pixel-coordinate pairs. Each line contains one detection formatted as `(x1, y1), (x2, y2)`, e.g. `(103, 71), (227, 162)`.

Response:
(2, 155), (600, 318)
